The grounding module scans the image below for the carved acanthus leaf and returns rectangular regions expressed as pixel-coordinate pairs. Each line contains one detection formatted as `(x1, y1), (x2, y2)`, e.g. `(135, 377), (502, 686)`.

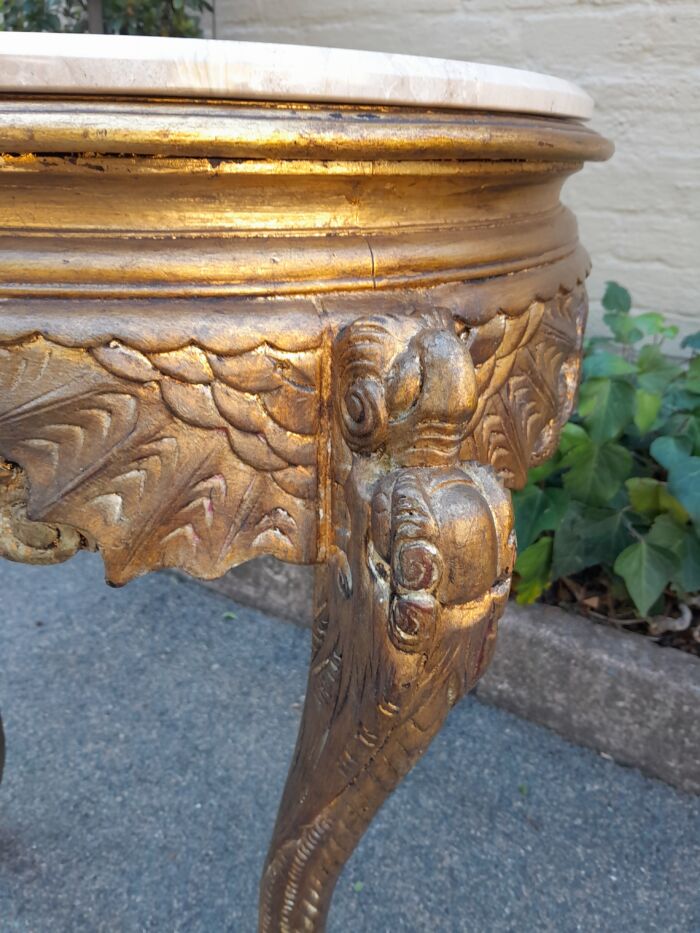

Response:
(0, 336), (320, 582)
(459, 286), (587, 487)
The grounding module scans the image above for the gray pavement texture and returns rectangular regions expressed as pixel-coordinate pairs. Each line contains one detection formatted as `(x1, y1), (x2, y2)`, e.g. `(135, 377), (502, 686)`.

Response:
(1, 554), (699, 933)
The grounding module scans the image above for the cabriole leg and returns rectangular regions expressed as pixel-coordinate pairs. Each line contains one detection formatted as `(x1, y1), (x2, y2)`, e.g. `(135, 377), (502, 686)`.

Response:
(260, 462), (514, 931)
(260, 311), (515, 931)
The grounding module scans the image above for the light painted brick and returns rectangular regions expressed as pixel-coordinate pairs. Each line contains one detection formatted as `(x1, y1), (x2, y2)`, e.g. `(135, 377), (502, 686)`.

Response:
(215, 0), (700, 334)
(518, 5), (700, 71)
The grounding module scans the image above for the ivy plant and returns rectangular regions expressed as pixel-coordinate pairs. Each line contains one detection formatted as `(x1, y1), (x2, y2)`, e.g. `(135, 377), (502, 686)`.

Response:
(512, 282), (700, 621)
(0, 0), (212, 37)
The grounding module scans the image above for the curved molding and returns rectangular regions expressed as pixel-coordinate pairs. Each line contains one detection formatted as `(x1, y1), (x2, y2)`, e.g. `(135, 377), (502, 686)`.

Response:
(0, 103), (609, 299)
(0, 248), (589, 345)
(0, 98), (613, 161)
(0, 159), (580, 298)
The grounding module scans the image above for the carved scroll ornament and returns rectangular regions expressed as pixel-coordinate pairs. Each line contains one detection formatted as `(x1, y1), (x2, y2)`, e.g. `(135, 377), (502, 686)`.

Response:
(0, 460), (82, 564)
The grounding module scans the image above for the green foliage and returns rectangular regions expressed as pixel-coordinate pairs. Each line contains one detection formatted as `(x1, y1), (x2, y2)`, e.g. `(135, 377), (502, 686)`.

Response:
(0, 0), (212, 37)
(512, 283), (700, 618)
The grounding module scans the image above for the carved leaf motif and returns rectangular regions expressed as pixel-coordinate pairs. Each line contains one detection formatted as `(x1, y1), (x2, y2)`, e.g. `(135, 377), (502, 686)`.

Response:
(0, 336), (319, 582)
(95, 339), (321, 497)
(460, 287), (586, 487)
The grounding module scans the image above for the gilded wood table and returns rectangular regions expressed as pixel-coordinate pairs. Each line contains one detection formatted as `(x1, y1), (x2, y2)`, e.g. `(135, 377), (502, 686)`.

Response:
(0, 34), (612, 931)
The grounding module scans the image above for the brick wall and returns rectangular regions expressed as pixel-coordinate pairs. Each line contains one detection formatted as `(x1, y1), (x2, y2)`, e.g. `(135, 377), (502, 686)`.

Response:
(213, 0), (699, 339)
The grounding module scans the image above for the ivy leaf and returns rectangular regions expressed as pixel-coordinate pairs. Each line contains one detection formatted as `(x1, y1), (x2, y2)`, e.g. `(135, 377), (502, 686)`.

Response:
(602, 282), (632, 313)
(513, 485), (544, 551)
(645, 514), (700, 594)
(526, 460), (558, 484)
(633, 389), (662, 433)
(558, 421), (589, 454)
(636, 345), (683, 394)
(551, 502), (634, 578)
(603, 312), (643, 345)
(684, 357), (700, 394)
(513, 486), (568, 551)
(632, 312), (678, 340)
(679, 529), (700, 592)
(667, 456), (700, 524)
(662, 386), (700, 416)
(614, 540), (678, 616)
(514, 537), (553, 604)
(646, 513), (685, 557)
(650, 437), (700, 522)
(681, 330), (700, 352)
(662, 413), (700, 454)
(650, 435), (693, 471)
(578, 378), (635, 442)
(583, 352), (637, 379)
(626, 477), (688, 524)
(562, 438), (633, 507)
(585, 335), (616, 354)
(658, 486), (690, 524)
(625, 478), (660, 516)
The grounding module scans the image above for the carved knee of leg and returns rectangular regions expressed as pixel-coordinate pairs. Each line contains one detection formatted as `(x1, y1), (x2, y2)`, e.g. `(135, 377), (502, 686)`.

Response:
(366, 462), (515, 715)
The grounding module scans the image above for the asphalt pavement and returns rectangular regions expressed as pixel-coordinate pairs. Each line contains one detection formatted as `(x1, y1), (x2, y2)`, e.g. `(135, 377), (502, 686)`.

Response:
(1, 553), (699, 932)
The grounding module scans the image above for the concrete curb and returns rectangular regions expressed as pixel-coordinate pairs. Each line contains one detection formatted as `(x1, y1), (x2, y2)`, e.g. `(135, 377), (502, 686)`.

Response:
(476, 603), (700, 795)
(190, 562), (700, 794)
(191, 557), (315, 626)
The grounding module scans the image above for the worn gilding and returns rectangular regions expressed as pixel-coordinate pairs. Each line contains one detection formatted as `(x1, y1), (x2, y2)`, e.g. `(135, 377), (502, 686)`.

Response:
(0, 96), (611, 930)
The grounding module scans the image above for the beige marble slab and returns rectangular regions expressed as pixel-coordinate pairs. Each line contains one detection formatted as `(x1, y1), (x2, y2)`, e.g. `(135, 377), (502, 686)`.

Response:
(0, 32), (593, 119)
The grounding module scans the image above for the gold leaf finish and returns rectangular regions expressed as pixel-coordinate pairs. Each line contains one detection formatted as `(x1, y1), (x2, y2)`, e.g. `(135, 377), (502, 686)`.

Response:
(261, 312), (516, 930)
(0, 334), (321, 583)
(461, 287), (587, 488)
(0, 460), (83, 564)
(0, 95), (611, 929)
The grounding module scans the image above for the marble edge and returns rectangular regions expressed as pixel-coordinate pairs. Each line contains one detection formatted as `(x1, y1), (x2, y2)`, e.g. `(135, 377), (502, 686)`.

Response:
(0, 32), (594, 120)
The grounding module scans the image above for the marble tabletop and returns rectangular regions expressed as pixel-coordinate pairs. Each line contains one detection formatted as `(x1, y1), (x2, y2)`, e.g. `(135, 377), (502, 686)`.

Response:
(0, 32), (593, 119)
